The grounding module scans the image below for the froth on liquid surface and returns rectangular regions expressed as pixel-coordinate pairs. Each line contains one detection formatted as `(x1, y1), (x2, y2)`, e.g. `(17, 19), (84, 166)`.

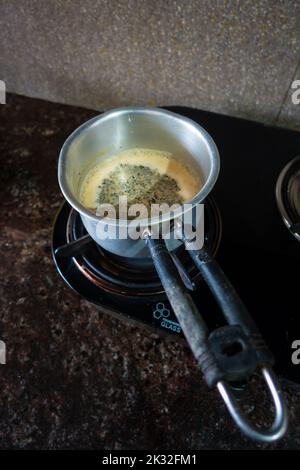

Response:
(79, 148), (201, 210)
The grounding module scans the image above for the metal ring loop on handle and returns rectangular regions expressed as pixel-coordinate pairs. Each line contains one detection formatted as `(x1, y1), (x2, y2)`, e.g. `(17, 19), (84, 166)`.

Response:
(217, 368), (288, 443)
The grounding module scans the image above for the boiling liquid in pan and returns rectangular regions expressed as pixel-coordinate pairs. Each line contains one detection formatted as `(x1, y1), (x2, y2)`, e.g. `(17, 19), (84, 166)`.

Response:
(79, 148), (201, 216)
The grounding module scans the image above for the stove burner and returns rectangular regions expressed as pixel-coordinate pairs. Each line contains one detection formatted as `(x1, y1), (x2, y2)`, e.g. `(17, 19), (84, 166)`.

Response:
(51, 105), (300, 384)
(276, 156), (300, 241)
(53, 197), (222, 298)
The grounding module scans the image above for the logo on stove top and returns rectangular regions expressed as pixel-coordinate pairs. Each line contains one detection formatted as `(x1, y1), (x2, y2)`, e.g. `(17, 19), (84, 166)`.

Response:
(152, 303), (181, 334)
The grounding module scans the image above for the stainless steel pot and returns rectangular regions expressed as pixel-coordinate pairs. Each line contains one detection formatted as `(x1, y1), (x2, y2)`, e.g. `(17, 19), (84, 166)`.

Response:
(58, 107), (219, 258)
(57, 107), (287, 443)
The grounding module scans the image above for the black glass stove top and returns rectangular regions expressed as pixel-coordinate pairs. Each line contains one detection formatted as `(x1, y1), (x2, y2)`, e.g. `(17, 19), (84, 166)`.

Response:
(52, 106), (300, 384)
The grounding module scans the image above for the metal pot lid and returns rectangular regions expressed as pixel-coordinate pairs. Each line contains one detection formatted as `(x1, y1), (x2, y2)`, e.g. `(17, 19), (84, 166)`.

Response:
(276, 155), (300, 241)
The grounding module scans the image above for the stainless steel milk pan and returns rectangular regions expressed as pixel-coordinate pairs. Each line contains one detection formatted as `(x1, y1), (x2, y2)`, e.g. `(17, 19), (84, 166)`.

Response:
(58, 107), (219, 258)
(57, 108), (287, 443)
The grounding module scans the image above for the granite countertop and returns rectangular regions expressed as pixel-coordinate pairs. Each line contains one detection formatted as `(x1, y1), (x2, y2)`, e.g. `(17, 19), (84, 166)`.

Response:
(0, 93), (300, 450)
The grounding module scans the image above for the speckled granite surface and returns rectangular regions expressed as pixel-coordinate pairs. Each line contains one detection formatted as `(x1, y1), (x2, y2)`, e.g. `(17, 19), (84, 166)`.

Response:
(1, 0), (300, 128)
(0, 93), (300, 450)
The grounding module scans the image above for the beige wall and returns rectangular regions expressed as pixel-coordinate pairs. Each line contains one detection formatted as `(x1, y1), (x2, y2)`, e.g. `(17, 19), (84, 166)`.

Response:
(1, 0), (300, 128)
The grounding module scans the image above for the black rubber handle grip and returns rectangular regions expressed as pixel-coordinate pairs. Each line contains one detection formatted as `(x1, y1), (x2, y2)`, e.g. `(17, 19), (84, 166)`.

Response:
(185, 244), (274, 368)
(147, 237), (266, 387)
(147, 237), (209, 361)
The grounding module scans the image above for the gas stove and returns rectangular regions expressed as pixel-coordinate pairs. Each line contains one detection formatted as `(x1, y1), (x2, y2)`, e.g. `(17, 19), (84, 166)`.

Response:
(52, 106), (300, 384)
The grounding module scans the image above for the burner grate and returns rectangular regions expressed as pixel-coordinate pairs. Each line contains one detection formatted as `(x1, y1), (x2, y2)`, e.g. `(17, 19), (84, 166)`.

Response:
(276, 155), (300, 241)
(62, 197), (222, 296)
